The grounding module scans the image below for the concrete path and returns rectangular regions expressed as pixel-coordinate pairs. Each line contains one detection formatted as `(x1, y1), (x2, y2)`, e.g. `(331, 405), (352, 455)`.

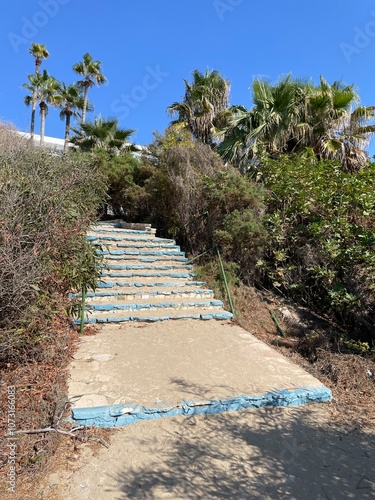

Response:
(68, 320), (330, 427)
(40, 404), (375, 499)
(35, 221), (374, 499)
(37, 314), (361, 500)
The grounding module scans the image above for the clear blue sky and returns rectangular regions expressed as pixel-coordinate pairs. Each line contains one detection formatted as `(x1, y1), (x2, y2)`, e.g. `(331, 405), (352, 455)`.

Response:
(1, 0), (375, 152)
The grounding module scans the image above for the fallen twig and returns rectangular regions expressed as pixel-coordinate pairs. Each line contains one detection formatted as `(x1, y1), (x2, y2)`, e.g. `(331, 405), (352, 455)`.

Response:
(5, 425), (110, 448)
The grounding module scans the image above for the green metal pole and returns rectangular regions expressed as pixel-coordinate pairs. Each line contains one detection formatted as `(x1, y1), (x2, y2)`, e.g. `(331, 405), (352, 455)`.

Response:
(216, 245), (235, 316)
(207, 212), (235, 316)
(79, 286), (87, 334)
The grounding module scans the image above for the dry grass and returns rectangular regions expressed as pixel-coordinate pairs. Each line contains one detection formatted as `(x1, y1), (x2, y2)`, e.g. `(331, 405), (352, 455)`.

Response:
(0, 311), (110, 496)
(230, 284), (375, 430)
(0, 315), (74, 486)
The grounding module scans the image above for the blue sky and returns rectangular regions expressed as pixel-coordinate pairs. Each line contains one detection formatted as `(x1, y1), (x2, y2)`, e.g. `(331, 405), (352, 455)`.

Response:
(1, 0), (375, 152)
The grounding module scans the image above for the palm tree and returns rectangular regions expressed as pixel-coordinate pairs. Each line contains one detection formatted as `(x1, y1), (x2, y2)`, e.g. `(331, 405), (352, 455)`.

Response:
(218, 75), (375, 172)
(28, 43), (49, 139)
(24, 70), (61, 146)
(58, 83), (87, 151)
(70, 116), (136, 154)
(218, 75), (308, 168)
(72, 53), (107, 124)
(168, 69), (230, 146)
(302, 77), (375, 171)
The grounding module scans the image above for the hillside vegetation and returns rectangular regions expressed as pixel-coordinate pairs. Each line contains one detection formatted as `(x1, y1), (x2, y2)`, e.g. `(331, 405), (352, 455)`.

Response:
(1, 59), (375, 487)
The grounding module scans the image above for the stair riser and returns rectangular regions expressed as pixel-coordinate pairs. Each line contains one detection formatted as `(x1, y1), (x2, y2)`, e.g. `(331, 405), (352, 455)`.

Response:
(90, 228), (155, 234)
(90, 229), (156, 236)
(102, 256), (188, 263)
(88, 236), (169, 244)
(75, 312), (233, 324)
(103, 264), (193, 271)
(99, 249), (185, 258)
(101, 272), (196, 279)
(83, 292), (214, 302)
(86, 300), (224, 312)
(98, 243), (179, 250)
(97, 281), (206, 288)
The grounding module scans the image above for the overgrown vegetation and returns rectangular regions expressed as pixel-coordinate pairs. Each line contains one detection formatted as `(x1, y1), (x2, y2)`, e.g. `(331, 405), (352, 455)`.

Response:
(103, 125), (267, 279)
(0, 123), (107, 363)
(101, 123), (373, 347)
(256, 155), (375, 341)
(3, 45), (375, 489)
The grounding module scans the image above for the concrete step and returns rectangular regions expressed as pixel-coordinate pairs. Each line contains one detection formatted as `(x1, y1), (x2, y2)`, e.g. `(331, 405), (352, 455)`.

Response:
(91, 226), (154, 233)
(114, 248), (185, 256)
(95, 220), (153, 227)
(97, 242), (180, 249)
(101, 271), (196, 279)
(99, 247), (182, 255)
(101, 255), (188, 263)
(88, 236), (185, 257)
(97, 280), (206, 289)
(85, 298), (224, 313)
(88, 234), (170, 244)
(71, 289), (214, 302)
(76, 308), (233, 324)
(90, 227), (156, 236)
(104, 263), (193, 272)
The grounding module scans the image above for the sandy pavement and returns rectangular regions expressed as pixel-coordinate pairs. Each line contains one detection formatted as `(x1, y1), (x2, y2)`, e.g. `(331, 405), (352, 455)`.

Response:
(38, 403), (375, 499)
(33, 320), (374, 499)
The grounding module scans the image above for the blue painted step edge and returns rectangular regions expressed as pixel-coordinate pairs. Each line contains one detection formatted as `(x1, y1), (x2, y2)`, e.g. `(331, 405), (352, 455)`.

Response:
(87, 300), (224, 311)
(101, 272), (196, 278)
(74, 312), (233, 324)
(88, 236), (175, 243)
(69, 289), (213, 299)
(104, 264), (193, 270)
(91, 228), (153, 234)
(98, 245), (181, 255)
(103, 255), (188, 263)
(97, 281), (206, 288)
(114, 249), (185, 256)
(70, 386), (332, 427)
(96, 229), (154, 235)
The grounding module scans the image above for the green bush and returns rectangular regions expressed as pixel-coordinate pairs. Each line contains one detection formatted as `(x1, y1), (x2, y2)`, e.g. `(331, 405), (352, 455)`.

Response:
(256, 154), (375, 339)
(138, 134), (267, 273)
(90, 149), (149, 220)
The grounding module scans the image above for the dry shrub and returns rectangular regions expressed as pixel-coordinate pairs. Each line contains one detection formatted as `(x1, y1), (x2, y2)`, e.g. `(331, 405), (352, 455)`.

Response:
(0, 122), (107, 363)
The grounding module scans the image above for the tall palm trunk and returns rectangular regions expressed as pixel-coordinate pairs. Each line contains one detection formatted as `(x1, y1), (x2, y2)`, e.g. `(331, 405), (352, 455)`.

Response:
(30, 58), (42, 141)
(39, 102), (47, 146)
(30, 99), (36, 140)
(64, 112), (71, 151)
(81, 84), (89, 124)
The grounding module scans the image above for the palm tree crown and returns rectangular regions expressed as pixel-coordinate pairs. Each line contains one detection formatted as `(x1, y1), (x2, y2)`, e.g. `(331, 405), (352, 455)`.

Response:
(72, 53), (107, 124)
(218, 74), (375, 172)
(70, 116), (135, 154)
(58, 83), (87, 151)
(23, 70), (61, 145)
(168, 69), (230, 146)
(27, 43), (50, 139)
(29, 42), (49, 73)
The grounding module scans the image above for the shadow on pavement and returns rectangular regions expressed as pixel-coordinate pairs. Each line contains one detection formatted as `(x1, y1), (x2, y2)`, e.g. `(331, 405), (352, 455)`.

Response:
(113, 403), (374, 499)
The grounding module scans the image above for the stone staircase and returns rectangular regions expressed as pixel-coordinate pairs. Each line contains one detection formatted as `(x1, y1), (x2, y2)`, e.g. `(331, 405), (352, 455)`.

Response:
(73, 221), (233, 324)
